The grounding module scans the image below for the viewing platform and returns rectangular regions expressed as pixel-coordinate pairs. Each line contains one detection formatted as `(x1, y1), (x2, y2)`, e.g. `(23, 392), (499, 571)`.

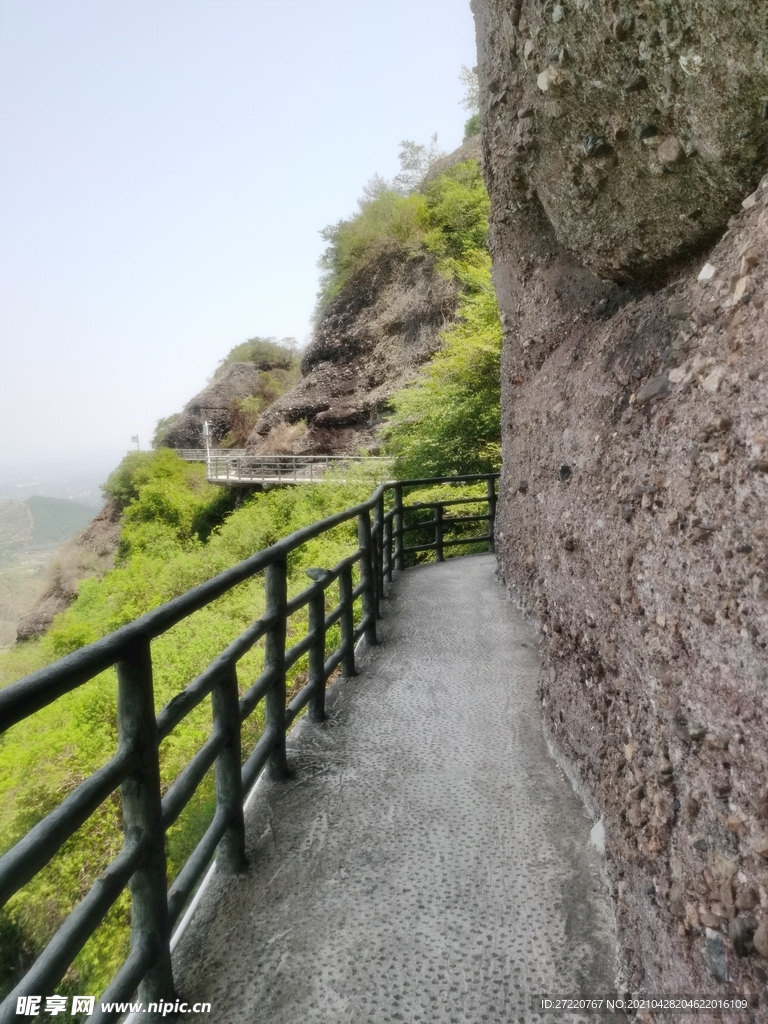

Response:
(173, 450), (388, 487)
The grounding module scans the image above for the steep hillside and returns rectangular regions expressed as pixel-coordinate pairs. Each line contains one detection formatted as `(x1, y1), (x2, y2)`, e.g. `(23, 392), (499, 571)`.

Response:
(474, 0), (768, 1001)
(160, 338), (301, 451)
(246, 139), (489, 458)
(0, 497), (98, 558)
(247, 246), (457, 455)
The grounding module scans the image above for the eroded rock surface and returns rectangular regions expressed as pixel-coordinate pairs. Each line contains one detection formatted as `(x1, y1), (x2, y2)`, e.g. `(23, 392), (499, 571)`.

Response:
(162, 362), (267, 449)
(247, 246), (457, 455)
(473, 0), (768, 1007)
(474, 0), (768, 285)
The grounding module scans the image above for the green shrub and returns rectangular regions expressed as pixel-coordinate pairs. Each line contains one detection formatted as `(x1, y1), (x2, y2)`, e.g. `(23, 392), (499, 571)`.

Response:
(463, 113), (481, 140)
(382, 160), (501, 478)
(422, 160), (490, 265)
(102, 451), (157, 507)
(212, 336), (298, 379)
(316, 191), (427, 316)
(383, 255), (502, 478)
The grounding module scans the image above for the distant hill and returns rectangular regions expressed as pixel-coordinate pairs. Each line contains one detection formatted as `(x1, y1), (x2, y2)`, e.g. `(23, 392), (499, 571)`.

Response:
(27, 496), (100, 547)
(0, 496), (102, 647)
(0, 497), (98, 559)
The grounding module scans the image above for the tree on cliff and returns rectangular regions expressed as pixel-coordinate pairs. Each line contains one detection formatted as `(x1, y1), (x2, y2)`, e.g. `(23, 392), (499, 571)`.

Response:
(460, 65), (480, 140)
(392, 134), (443, 194)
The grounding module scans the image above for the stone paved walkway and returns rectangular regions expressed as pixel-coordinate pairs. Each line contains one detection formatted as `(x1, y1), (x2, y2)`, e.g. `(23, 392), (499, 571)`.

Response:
(172, 554), (617, 1023)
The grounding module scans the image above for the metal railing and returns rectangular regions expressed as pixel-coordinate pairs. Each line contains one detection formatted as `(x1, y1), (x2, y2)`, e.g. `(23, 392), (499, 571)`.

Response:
(204, 454), (389, 486)
(0, 473), (498, 1023)
(172, 449), (247, 462)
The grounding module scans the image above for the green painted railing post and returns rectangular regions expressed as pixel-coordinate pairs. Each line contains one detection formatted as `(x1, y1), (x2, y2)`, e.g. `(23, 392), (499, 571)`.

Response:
(116, 640), (175, 1005)
(486, 475), (497, 554)
(264, 558), (289, 780)
(383, 516), (393, 583)
(357, 511), (378, 646)
(373, 492), (385, 612)
(339, 566), (357, 676)
(212, 663), (246, 872)
(393, 484), (404, 571)
(308, 589), (327, 723)
(434, 505), (445, 562)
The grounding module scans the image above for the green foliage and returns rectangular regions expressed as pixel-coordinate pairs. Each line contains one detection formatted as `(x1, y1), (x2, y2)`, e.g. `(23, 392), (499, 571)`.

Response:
(0, 474), (374, 999)
(383, 161), (501, 479)
(316, 192), (427, 315)
(314, 133), (455, 320)
(463, 113), (481, 140)
(383, 258), (502, 478)
(398, 481), (492, 566)
(422, 160), (490, 266)
(316, 156), (499, 479)
(101, 450), (156, 507)
(103, 449), (213, 517)
(213, 336), (298, 379)
(314, 157), (490, 323)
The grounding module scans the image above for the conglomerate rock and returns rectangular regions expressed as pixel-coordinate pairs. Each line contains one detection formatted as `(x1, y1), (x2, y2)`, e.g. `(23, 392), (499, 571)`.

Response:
(473, 0), (768, 286)
(162, 362), (264, 449)
(247, 246), (457, 455)
(472, 0), (768, 1008)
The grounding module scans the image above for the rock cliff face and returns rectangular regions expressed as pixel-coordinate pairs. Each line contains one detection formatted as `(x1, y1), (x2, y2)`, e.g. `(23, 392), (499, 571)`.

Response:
(162, 362), (267, 449)
(473, 0), (768, 1003)
(246, 246), (457, 455)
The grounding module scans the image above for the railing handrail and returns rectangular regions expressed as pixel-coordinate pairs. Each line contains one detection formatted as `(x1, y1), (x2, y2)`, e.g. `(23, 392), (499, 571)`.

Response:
(0, 472), (498, 1024)
(202, 454), (391, 487)
(172, 449), (248, 460)
(173, 452), (388, 461)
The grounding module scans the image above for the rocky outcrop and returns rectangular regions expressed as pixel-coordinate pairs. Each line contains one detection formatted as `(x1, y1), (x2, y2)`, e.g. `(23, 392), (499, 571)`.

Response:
(246, 245), (457, 455)
(473, 0), (768, 1004)
(162, 362), (264, 449)
(474, 0), (768, 285)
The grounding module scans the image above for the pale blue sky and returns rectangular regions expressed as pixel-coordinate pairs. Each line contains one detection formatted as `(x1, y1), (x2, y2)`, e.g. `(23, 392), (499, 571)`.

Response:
(0, 0), (477, 466)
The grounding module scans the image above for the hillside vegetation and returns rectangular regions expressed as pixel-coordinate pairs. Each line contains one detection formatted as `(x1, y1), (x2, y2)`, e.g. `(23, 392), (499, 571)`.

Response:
(0, 146), (502, 1004)
(155, 337), (301, 451)
(316, 156), (502, 477)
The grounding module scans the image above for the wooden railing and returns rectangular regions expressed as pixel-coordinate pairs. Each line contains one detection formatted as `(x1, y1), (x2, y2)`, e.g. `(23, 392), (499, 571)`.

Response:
(0, 474), (498, 1024)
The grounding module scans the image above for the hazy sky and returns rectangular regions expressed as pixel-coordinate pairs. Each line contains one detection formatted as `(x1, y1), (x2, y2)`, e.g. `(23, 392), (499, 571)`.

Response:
(0, 1), (477, 468)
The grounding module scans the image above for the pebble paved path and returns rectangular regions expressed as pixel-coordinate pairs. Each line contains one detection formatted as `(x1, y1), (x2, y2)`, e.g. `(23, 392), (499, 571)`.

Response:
(172, 553), (617, 1023)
